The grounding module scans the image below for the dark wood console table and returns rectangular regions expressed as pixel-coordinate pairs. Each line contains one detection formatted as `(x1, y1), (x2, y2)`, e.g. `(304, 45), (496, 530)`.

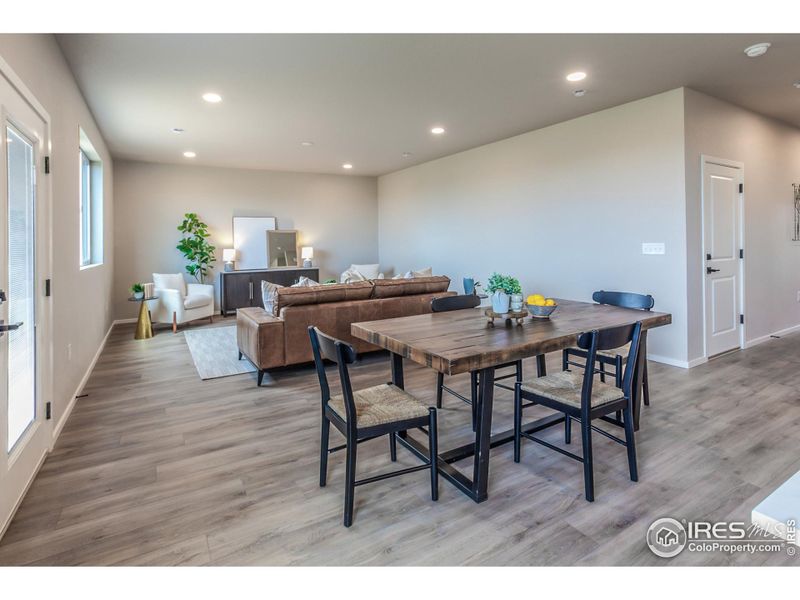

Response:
(219, 267), (320, 316)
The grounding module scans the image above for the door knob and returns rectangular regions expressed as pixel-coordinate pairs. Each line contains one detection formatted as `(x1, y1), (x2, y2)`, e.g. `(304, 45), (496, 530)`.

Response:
(706, 267), (720, 274)
(0, 321), (22, 332)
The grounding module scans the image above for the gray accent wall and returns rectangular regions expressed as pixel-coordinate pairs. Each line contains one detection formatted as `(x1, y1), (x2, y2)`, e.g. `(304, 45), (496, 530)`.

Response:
(378, 89), (689, 364)
(113, 160), (378, 319)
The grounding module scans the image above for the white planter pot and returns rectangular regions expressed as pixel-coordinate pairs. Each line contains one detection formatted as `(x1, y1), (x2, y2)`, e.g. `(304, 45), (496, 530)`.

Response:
(491, 291), (510, 313)
(510, 293), (524, 312)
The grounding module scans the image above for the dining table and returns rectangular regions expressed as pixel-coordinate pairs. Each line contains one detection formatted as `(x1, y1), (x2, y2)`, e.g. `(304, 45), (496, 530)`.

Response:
(351, 298), (672, 503)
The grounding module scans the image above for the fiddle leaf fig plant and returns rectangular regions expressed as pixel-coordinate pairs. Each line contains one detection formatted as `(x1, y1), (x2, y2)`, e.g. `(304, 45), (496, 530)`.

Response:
(486, 272), (522, 295)
(177, 213), (216, 283)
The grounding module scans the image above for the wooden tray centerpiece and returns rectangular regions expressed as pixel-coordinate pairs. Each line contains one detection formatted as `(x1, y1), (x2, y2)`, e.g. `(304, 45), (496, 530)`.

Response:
(485, 308), (527, 326)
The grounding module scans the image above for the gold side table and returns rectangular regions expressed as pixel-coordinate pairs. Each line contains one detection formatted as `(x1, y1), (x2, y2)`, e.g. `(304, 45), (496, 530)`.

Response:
(128, 295), (158, 340)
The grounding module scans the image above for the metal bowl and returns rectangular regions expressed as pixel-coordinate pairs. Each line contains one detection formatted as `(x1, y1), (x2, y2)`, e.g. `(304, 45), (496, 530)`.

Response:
(527, 303), (558, 319)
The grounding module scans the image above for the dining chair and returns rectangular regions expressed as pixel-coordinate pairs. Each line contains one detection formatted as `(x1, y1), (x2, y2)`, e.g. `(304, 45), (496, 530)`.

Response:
(514, 321), (643, 501)
(308, 326), (439, 527)
(562, 290), (654, 407)
(431, 294), (523, 430)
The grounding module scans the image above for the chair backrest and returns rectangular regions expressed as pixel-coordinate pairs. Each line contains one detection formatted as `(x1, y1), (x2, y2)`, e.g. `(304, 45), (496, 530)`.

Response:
(153, 273), (187, 296)
(307, 326), (358, 429)
(431, 294), (481, 313)
(576, 321), (643, 408)
(592, 290), (654, 311)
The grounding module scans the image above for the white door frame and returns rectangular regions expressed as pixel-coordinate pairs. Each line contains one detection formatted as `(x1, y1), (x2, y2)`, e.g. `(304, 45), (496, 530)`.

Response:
(700, 155), (745, 359)
(0, 55), (53, 539)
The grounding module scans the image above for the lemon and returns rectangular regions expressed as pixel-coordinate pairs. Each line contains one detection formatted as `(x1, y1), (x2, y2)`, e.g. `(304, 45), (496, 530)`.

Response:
(545, 298), (556, 306)
(528, 294), (546, 306)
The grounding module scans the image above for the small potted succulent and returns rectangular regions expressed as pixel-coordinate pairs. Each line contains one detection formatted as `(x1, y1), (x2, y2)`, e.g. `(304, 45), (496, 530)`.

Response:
(487, 273), (522, 313)
(130, 283), (145, 300)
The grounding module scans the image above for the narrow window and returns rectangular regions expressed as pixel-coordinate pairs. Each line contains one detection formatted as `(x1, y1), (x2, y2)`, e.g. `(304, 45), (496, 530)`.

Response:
(79, 128), (103, 268)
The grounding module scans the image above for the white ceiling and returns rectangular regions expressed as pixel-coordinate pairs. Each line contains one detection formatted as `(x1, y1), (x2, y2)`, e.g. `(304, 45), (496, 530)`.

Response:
(57, 34), (800, 176)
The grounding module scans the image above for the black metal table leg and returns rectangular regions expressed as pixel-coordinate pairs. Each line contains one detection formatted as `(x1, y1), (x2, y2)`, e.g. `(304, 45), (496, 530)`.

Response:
(391, 352), (404, 389)
(471, 366), (495, 501)
(631, 330), (647, 431)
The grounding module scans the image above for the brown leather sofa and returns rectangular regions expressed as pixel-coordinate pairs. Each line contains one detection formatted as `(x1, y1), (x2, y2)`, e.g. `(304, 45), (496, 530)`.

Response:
(237, 276), (455, 385)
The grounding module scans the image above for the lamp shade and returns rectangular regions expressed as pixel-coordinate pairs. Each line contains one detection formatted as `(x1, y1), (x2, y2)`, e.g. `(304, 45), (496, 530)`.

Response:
(301, 246), (314, 260)
(223, 248), (237, 262)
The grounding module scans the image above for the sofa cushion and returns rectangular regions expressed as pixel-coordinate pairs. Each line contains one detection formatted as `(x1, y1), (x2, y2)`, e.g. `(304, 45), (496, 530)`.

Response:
(184, 294), (213, 309)
(153, 273), (187, 296)
(371, 276), (451, 299)
(261, 280), (283, 316)
(276, 281), (374, 314)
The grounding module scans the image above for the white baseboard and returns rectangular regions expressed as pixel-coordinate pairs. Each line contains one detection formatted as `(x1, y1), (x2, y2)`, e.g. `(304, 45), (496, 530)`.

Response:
(646, 353), (702, 369)
(52, 321), (115, 445)
(744, 323), (800, 350)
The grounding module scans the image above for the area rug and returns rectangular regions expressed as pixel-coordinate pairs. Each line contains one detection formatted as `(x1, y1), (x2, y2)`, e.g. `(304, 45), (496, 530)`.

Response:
(183, 326), (256, 380)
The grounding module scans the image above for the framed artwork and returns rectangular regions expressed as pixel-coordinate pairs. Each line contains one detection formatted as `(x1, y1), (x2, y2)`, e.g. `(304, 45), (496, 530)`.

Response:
(232, 216), (277, 270)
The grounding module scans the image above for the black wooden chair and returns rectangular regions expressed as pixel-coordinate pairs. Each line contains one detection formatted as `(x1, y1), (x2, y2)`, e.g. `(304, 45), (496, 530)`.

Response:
(308, 326), (439, 527)
(514, 322), (643, 501)
(431, 295), (523, 429)
(562, 291), (654, 407)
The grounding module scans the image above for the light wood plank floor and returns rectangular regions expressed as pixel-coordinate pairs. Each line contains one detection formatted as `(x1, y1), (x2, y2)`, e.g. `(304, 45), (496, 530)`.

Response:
(1, 319), (798, 565)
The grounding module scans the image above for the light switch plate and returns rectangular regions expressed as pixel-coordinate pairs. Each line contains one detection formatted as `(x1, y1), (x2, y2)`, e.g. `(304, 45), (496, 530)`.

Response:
(642, 243), (665, 255)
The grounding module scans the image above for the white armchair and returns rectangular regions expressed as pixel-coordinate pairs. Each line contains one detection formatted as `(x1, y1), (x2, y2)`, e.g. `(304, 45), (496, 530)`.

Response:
(148, 273), (214, 332)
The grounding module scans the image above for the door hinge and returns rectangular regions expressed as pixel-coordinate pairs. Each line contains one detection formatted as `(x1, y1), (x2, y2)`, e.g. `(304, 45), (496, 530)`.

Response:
(45, 278), (51, 297)
(739, 183), (743, 194)
(740, 314), (744, 325)
(739, 248), (744, 259)
(45, 402), (52, 420)
(44, 156), (50, 174)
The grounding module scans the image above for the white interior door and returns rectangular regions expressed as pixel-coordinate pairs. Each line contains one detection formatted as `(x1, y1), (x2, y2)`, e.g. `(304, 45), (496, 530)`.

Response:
(703, 160), (743, 357)
(0, 65), (51, 538)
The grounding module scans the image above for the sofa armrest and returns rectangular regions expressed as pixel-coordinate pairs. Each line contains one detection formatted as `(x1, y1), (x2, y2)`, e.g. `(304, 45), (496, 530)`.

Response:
(237, 307), (285, 369)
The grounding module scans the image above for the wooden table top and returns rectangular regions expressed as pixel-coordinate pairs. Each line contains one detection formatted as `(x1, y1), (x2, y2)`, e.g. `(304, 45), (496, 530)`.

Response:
(351, 299), (672, 375)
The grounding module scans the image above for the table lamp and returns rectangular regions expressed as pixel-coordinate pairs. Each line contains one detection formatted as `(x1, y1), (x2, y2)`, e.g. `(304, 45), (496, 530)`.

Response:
(223, 248), (237, 271)
(301, 246), (314, 268)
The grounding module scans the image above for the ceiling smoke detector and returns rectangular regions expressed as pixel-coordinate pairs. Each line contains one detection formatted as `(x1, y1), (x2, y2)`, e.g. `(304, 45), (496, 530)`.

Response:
(744, 43), (771, 58)
(573, 89), (586, 97)
(793, 82), (800, 89)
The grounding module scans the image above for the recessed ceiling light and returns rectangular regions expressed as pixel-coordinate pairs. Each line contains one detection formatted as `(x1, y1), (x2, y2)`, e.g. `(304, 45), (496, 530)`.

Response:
(202, 92), (222, 103)
(573, 89), (586, 97)
(744, 43), (771, 58)
(342, 163), (353, 169)
(431, 126), (445, 135)
(402, 152), (412, 158)
(300, 141), (314, 147)
(793, 82), (800, 89)
(171, 127), (185, 134)
(183, 151), (196, 158)
(566, 71), (587, 82)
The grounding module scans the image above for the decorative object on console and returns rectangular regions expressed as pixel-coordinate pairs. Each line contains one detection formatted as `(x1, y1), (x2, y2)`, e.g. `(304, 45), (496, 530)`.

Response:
(487, 272), (521, 314)
(267, 229), (299, 267)
(301, 246), (314, 267)
(130, 282), (144, 300)
(177, 213), (216, 283)
(222, 248), (237, 271)
(232, 216), (277, 270)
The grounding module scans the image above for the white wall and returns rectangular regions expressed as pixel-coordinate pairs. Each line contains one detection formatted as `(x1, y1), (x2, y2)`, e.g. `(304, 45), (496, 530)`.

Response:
(113, 160), (378, 318)
(0, 34), (114, 427)
(684, 89), (800, 360)
(379, 89), (689, 363)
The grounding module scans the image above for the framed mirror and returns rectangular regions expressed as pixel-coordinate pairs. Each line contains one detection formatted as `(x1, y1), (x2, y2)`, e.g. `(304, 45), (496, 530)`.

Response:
(267, 230), (299, 268)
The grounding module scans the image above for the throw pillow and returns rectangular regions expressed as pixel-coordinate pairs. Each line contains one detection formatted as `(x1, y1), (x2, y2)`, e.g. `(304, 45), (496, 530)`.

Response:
(350, 263), (381, 279)
(412, 266), (433, 277)
(261, 280), (283, 316)
(340, 268), (367, 284)
(291, 276), (319, 287)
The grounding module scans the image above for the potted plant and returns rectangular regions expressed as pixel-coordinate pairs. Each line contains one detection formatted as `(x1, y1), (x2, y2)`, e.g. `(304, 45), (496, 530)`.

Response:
(487, 273), (522, 313)
(130, 283), (145, 300)
(177, 213), (216, 284)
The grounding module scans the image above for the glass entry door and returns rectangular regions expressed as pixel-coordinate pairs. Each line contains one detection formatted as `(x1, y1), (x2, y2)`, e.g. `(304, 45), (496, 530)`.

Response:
(0, 65), (51, 539)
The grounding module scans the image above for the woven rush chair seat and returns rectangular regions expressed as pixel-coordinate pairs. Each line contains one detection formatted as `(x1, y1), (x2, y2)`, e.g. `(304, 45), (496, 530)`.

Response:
(598, 341), (631, 360)
(519, 371), (624, 409)
(329, 384), (430, 428)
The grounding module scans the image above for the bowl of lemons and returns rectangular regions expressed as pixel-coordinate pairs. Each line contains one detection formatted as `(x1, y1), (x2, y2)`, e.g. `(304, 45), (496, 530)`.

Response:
(526, 294), (558, 319)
